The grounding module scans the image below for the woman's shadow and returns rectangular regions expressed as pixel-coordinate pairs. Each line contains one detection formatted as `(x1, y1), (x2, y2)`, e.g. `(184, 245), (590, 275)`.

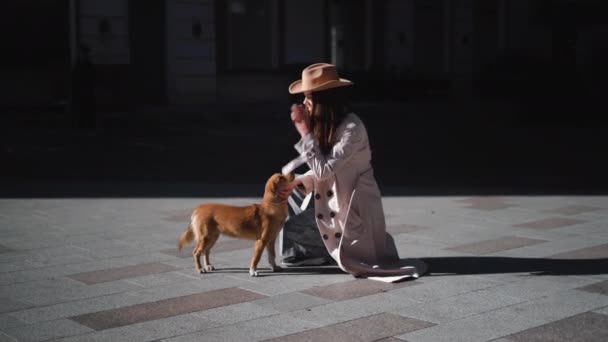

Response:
(415, 256), (607, 276)
(387, 234), (607, 277)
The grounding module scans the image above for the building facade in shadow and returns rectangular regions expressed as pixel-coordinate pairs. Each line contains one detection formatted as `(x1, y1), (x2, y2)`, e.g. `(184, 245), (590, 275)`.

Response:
(2, 0), (608, 194)
(3, 0), (607, 112)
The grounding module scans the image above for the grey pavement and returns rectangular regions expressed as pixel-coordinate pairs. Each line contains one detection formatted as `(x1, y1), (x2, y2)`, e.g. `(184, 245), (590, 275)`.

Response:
(0, 193), (607, 341)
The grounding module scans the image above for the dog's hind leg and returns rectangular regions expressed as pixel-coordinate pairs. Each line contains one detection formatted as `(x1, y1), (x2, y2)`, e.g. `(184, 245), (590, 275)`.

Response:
(249, 239), (267, 277)
(193, 239), (204, 274)
(202, 232), (219, 272)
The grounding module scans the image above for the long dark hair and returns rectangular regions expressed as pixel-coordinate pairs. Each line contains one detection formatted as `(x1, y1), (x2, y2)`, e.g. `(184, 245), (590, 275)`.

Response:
(310, 86), (352, 155)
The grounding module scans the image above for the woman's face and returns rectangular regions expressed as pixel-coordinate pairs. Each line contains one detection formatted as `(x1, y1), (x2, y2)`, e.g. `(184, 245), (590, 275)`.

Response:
(302, 92), (313, 115)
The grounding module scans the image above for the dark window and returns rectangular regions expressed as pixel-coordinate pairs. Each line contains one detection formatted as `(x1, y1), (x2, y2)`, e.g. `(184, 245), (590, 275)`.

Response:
(218, 0), (275, 71)
(328, 0), (366, 71)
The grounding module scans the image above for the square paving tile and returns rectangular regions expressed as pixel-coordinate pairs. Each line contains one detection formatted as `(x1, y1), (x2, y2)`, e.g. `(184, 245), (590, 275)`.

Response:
(67, 262), (181, 285)
(505, 312), (608, 342)
(10, 292), (147, 324)
(238, 272), (352, 297)
(397, 308), (546, 342)
(494, 289), (608, 323)
(445, 236), (547, 255)
(387, 224), (429, 235)
(548, 243), (608, 259)
(0, 297), (33, 314)
(330, 313), (435, 341)
(544, 205), (600, 216)
(514, 217), (585, 230)
(456, 197), (513, 210)
(162, 209), (191, 223)
(194, 302), (279, 325)
(124, 271), (198, 288)
(162, 314), (317, 342)
(160, 239), (252, 258)
(371, 338), (405, 342)
(3, 318), (93, 342)
(159, 248), (192, 258)
(288, 293), (419, 326)
(575, 280), (608, 296)
(392, 289), (526, 324)
(69, 287), (265, 330)
(58, 313), (220, 342)
(0, 314), (28, 330)
(491, 276), (598, 300)
(388, 275), (502, 303)
(301, 279), (420, 301)
(266, 313), (434, 342)
(253, 292), (333, 312)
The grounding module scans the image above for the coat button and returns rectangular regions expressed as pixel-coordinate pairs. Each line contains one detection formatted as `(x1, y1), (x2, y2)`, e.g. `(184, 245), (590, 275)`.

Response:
(315, 193), (321, 200)
(327, 190), (333, 197)
(317, 214), (323, 220)
(330, 212), (336, 218)
(323, 234), (328, 240)
(335, 232), (342, 239)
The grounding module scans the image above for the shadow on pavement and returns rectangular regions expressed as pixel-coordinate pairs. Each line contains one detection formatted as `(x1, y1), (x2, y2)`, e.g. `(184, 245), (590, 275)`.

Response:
(0, 181), (268, 198)
(3, 180), (608, 199)
(201, 266), (344, 276)
(421, 256), (608, 276)
(3, 101), (608, 198)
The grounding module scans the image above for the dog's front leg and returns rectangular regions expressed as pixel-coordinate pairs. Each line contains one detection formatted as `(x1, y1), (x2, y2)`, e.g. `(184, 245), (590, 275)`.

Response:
(266, 237), (281, 272)
(249, 239), (266, 277)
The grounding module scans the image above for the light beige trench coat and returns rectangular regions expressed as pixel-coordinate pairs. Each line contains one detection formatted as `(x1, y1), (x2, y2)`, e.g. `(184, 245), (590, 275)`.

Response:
(290, 113), (423, 282)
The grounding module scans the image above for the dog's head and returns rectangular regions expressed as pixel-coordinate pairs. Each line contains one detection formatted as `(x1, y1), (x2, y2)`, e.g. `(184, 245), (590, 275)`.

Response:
(265, 172), (295, 198)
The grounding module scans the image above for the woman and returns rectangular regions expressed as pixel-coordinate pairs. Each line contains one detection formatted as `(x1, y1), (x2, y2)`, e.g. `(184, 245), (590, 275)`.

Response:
(280, 63), (425, 282)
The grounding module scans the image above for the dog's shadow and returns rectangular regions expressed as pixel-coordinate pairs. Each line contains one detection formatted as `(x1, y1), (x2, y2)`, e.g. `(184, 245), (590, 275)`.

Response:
(209, 266), (345, 276)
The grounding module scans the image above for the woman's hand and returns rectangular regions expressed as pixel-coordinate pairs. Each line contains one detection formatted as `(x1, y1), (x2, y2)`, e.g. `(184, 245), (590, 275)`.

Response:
(290, 103), (311, 138)
(278, 178), (302, 201)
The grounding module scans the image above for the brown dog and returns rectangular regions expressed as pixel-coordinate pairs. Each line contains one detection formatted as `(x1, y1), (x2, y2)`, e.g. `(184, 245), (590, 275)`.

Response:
(178, 173), (294, 276)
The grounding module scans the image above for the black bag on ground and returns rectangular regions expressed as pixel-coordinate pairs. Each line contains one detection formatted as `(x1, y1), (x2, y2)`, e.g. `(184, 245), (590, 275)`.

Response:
(280, 190), (335, 266)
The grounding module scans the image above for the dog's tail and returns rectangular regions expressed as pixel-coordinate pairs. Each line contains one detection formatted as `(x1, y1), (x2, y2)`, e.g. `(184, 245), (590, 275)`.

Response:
(178, 224), (194, 250)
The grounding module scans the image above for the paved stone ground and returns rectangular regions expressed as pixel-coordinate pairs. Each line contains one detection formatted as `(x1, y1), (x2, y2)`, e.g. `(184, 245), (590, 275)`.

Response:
(1, 193), (607, 341)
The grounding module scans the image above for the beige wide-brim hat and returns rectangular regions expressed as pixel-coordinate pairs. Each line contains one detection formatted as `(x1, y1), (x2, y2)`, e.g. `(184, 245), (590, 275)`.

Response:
(289, 63), (354, 94)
